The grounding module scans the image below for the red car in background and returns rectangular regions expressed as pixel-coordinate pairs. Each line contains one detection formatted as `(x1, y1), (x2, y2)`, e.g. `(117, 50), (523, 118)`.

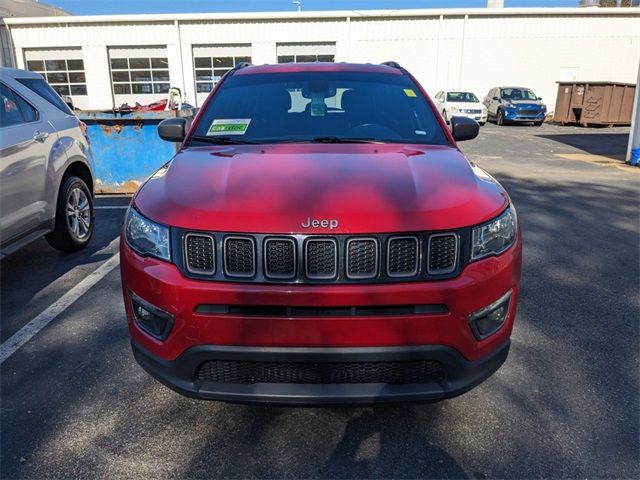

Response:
(120, 62), (522, 405)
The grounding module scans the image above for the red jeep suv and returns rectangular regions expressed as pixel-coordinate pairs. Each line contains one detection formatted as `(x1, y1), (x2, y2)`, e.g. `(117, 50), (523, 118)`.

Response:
(120, 62), (521, 405)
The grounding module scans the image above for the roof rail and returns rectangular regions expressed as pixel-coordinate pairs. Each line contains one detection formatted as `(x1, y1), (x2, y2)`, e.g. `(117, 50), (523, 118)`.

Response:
(381, 61), (403, 70)
(232, 62), (252, 71)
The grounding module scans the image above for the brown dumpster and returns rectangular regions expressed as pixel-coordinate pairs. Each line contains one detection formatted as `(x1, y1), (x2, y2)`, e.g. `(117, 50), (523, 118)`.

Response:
(553, 81), (635, 126)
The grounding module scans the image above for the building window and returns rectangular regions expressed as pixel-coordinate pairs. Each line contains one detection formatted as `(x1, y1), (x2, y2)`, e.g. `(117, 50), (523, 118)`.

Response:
(278, 54), (335, 63)
(194, 55), (251, 93)
(26, 58), (87, 97)
(276, 43), (336, 63)
(110, 57), (170, 95)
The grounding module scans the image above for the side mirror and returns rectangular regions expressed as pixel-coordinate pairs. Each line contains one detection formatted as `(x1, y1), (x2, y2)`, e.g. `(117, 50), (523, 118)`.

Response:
(451, 116), (479, 142)
(158, 117), (187, 142)
(492, 96), (499, 101)
(537, 97), (542, 101)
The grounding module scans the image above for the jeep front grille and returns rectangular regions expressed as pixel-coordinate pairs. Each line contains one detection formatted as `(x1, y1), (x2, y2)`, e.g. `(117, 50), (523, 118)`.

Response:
(427, 234), (458, 275)
(264, 238), (296, 279)
(346, 238), (378, 279)
(305, 239), (338, 279)
(184, 233), (215, 275)
(224, 236), (256, 277)
(180, 230), (463, 283)
(387, 236), (419, 277)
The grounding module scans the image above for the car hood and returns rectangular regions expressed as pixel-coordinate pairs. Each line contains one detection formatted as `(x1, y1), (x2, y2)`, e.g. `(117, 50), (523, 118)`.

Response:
(134, 144), (508, 234)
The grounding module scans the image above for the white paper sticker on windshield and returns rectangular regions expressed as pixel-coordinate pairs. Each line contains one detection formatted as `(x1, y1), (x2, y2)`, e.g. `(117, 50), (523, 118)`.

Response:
(207, 118), (251, 136)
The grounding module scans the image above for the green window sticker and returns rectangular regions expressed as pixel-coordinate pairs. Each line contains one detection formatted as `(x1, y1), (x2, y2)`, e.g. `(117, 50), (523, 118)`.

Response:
(207, 118), (252, 136)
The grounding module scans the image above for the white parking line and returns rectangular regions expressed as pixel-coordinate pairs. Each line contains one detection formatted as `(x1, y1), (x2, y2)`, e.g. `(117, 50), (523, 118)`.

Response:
(95, 206), (129, 209)
(0, 252), (121, 365)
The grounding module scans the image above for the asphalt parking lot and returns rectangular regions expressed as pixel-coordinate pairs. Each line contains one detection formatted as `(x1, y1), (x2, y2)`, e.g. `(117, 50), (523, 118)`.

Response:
(1, 122), (638, 479)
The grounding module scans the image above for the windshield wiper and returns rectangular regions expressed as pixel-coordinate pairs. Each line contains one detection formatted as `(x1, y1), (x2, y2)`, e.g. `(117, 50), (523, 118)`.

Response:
(309, 136), (380, 144)
(190, 135), (257, 145)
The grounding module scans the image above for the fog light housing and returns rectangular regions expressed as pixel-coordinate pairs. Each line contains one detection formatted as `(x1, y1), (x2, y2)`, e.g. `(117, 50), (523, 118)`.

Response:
(469, 290), (512, 340)
(130, 292), (174, 340)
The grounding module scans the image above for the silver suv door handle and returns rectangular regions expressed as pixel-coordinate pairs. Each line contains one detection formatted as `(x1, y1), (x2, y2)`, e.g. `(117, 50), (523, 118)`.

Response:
(33, 130), (49, 142)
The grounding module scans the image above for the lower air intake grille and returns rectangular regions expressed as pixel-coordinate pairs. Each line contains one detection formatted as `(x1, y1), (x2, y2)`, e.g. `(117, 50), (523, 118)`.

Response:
(346, 239), (378, 279)
(388, 236), (419, 277)
(197, 359), (445, 384)
(428, 234), (458, 274)
(184, 234), (215, 274)
(224, 237), (255, 277)
(305, 239), (337, 279)
(265, 238), (295, 279)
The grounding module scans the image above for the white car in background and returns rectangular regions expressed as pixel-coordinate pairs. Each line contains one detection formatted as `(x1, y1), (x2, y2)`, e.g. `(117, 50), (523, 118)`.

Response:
(434, 90), (487, 126)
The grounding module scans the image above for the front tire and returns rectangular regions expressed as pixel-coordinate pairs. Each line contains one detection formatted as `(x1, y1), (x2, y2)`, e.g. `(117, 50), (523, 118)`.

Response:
(46, 175), (94, 252)
(442, 110), (449, 125)
(497, 108), (505, 126)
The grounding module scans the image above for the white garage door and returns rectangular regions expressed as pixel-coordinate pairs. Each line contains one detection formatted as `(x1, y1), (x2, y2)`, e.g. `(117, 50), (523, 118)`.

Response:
(24, 48), (88, 110)
(192, 44), (252, 107)
(108, 46), (170, 108)
(276, 43), (335, 64)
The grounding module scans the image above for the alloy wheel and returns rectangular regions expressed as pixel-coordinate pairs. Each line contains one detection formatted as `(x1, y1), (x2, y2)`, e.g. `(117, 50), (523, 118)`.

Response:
(65, 187), (91, 240)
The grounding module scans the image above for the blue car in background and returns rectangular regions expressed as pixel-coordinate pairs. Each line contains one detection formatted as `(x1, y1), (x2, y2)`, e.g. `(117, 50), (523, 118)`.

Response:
(483, 86), (547, 126)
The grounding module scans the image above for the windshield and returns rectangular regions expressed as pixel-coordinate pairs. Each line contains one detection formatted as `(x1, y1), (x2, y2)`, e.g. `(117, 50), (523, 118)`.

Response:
(446, 91), (479, 103)
(191, 71), (449, 145)
(500, 88), (537, 101)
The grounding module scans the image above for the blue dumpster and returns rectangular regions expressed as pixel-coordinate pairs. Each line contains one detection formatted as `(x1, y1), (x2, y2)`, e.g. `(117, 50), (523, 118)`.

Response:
(78, 109), (196, 194)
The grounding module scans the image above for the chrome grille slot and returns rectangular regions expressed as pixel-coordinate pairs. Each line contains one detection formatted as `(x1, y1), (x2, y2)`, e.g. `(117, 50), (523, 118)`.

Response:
(184, 233), (215, 275)
(305, 238), (337, 279)
(264, 238), (296, 279)
(427, 233), (458, 275)
(346, 238), (378, 279)
(224, 236), (256, 277)
(387, 236), (419, 277)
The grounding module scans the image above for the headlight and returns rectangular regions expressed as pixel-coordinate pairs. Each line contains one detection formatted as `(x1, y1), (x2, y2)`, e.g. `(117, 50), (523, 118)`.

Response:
(450, 106), (459, 113)
(124, 207), (171, 261)
(471, 205), (517, 261)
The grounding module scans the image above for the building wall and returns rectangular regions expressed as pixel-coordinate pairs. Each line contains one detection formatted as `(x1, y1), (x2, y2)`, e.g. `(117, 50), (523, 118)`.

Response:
(0, 22), (15, 67)
(5, 8), (640, 111)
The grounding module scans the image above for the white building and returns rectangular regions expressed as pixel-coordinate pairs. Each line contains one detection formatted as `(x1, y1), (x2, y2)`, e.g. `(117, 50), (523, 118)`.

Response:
(1, 7), (639, 111)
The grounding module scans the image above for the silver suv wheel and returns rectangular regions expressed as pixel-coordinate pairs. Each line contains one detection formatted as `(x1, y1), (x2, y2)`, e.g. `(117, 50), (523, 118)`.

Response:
(46, 175), (94, 252)
(66, 187), (91, 240)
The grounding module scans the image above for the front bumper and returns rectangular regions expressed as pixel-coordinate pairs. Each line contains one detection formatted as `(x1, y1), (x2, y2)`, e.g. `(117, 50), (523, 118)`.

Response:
(121, 234), (521, 403)
(504, 109), (545, 122)
(132, 339), (510, 405)
(453, 112), (487, 123)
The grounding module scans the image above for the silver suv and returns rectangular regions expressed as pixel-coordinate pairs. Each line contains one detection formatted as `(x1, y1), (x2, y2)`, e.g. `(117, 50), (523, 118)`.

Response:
(0, 67), (95, 257)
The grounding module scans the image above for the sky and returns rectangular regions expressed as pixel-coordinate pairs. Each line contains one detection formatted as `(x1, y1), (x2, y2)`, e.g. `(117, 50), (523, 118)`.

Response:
(43, 0), (578, 16)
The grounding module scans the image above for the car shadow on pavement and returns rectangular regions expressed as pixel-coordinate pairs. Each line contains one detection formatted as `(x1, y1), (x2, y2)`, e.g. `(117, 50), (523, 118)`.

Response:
(319, 406), (468, 479)
(535, 132), (629, 157)
(169, 401), (470, 479)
